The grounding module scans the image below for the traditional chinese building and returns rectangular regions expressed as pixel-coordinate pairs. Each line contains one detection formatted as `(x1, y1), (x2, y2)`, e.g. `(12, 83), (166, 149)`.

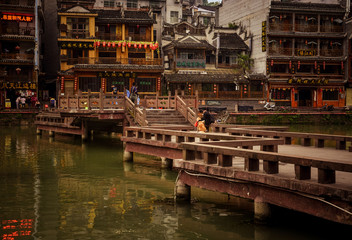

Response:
(162, 22), (259, 110)
(219, 0), (348, 109)
(0, 0), (44, 109)
(57, 3), (162, 97)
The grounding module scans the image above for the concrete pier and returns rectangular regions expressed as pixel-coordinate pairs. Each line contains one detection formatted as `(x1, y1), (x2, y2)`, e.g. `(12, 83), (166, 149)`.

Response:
(254, 197), (271, 223)
(123, 150), (133, 162)
(174, 178), (190, 202)
(161, 157), (173, 169)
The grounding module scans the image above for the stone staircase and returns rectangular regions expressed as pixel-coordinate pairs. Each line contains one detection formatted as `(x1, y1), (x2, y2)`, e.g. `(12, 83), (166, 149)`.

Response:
(145, 109), (191, 126)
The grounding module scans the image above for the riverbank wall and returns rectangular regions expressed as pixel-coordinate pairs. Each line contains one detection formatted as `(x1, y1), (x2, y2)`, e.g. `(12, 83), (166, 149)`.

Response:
(227, 112), (352, 125)
(0, 112), (37, 126)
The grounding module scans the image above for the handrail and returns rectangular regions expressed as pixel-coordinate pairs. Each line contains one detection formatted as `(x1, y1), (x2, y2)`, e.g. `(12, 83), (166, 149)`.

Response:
(175, 96), (197, 126)
(124, 96), (148, 126)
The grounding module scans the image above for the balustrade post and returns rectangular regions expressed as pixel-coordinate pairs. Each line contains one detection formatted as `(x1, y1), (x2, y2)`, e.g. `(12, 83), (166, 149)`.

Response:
(99, 89), (104, 110)
(318, 168), (335, 184)
(87, 89), (91, 110)
(295, 165), (311, 180)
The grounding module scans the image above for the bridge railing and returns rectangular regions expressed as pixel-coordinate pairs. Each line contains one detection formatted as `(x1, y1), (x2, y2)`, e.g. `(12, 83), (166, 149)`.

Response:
(176, 96), (198, 126)
(180, 141), (352, 185)
(225, 128), (352, 151)
(125, 96), (148, 126)
(59, 91), (125, 110)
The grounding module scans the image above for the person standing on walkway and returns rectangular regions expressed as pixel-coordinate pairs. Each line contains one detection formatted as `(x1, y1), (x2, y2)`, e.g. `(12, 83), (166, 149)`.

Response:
(201, 108), (213, 132)
(130, 82), (138, 104)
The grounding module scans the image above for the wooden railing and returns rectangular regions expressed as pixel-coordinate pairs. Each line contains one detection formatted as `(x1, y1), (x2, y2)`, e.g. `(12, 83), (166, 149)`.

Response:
(59, 91), (125, 110)
(180, 141), (352, 185)
(225, 128), (352, 151)
(70, 57), (162, 65)
(176, 96), (197, 126)
(125, 96), (148, 126)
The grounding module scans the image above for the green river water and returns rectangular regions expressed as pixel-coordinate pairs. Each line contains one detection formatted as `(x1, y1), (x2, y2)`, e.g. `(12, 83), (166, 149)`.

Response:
(0, 125), (351, 240)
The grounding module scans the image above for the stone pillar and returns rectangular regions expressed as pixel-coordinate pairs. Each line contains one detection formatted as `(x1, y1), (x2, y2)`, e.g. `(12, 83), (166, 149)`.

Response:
(48, 130), (55, 138)
(161, 157), (173, 169)
(254, 196), (271, 223)
(174, 177), (190, 202)
(123, 150), (133, 162)
(123, 161), (133, 172)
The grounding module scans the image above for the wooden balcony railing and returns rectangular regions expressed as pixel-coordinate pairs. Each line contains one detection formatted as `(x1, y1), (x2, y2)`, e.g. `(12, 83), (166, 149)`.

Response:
(320, 25), (343, 33)
(320, 49), (343, 57)
(0, 53), (34, 61)
(269, 23), (293, 32)
(66, 30), (90, 39)
(127, 34), (151, 42)
(295, 24), (318, 32)
(0, 27), (35, 36)
(67, 57), (162, 65)
(268, 48), (292, 56)
(95, 32), (123, 40)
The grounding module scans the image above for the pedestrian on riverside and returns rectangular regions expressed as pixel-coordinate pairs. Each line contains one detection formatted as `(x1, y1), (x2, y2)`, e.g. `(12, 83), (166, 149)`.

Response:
(130, 82), (138, 104)
(16, 96), (21, 109)
(201, 108), (214, 132)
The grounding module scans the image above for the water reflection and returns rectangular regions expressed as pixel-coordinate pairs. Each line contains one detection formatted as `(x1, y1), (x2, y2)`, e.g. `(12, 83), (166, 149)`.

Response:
(0, 127), (351, 240)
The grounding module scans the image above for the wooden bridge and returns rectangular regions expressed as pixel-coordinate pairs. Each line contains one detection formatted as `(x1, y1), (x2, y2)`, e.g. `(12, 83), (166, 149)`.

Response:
(35, 92), (198, 138)
(121, 125), (352, 226)
(33, 92), (352, 225)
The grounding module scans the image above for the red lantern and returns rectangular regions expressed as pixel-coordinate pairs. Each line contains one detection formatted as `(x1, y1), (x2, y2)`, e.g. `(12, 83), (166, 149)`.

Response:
(102, 41), (106, 47)
(107, 42), (111, 47)
(314, 61), (317, 69)
(144, 43), (147, 49)
(297, 61), (300, 69)
(289, 60), (292, 69)
(341, 61), (344, 70)
(150, 43), (153, 48)
(323, 61), (326, 70)
(112, 42), (116, 48)
(154, 42), (159, 48)
(134, 43), (137, 48)
(271, 60), (274, 66)
(138, 44), (142, 49)
(97, 41), (101, 47)
(118, 42), (121, 47)
(128, 42), (131, 48)
(123, 42), (126, 47)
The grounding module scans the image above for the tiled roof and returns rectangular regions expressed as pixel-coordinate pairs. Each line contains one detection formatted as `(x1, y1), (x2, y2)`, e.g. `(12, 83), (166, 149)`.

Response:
(165, 69), (238, 83)
(219, 33), (248, 51)
(94, 10), (154, 24)
(165, 36), (215, 50)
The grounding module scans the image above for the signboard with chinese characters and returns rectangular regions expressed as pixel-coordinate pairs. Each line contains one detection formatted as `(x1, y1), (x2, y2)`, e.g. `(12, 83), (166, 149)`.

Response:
(97, 72), (136, 78)
(176, 60), (206, 68)
(1, 13), (33, 22)
(0, 82), (37, 90)
(60, 42), (94, 50)
(287, 78), (329, 85)
(262, 21), (267, 52)
(296, 49), (317, 56)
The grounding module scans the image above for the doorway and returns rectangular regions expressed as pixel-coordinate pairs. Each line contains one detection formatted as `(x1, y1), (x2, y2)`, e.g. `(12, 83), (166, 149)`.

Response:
(298, 89), (312, 107)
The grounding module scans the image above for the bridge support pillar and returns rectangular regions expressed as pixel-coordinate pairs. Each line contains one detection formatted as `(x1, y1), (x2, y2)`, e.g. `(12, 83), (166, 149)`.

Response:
(161, 157), (173, 169)
(123, 150), (133, 162)
(254, 197), (271, 223)
(36, 129), (42, 135)
(174, 178), (190, 202)
(49, 130), (55, 138)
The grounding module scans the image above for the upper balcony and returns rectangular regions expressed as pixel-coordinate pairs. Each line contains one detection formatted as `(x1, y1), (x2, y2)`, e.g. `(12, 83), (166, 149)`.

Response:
(268, 14), (344, 34)
(0, 53), (34, 64)
(0, 27), (35, 36)
(63, 57), (162, 66)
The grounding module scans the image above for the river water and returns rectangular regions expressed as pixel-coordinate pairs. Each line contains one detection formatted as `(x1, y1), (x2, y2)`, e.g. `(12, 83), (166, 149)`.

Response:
(0, 126), (351, 240)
